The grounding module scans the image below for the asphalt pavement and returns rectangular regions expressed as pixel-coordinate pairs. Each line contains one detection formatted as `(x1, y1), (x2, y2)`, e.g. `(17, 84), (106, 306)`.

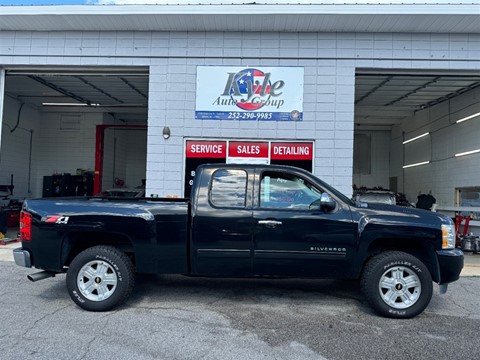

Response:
(0, 240), (480, 360)
(1, 262), (480, 360)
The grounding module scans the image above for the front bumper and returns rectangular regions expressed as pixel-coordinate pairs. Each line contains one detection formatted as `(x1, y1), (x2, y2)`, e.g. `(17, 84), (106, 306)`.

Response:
(437, 248), (464, 284)
(13, 248), (32, 268)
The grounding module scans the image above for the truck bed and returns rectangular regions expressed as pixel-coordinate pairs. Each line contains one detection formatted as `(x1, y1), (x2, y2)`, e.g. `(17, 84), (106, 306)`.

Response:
(22, 197), (190, 274)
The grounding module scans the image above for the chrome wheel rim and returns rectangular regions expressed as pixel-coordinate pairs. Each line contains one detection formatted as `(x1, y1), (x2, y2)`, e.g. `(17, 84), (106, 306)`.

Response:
(378, 266), (421, 309)
(77, 260), (117, 302)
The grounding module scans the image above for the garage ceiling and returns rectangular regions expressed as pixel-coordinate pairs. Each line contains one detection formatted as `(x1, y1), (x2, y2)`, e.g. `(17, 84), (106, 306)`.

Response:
(4, 69), (480, 129)
(4, 68), (149, 124)
(355, 73), (480, 129)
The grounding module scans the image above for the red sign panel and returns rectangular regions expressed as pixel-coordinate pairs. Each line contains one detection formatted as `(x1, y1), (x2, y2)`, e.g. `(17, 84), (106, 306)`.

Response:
(228, 141), (269, 158)
(270, 142), (313, 160)
(185, 139), (314, 197)
(186, 140), (227, 158)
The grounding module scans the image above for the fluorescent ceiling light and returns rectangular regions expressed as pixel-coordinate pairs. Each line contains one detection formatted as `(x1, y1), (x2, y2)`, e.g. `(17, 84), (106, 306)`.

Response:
(403, 161), (430, 169)
(455, 149), (480, 157)
(403, 132), (430, 145)
(42, 102), (100, 107)
(456, 111), (480, 124)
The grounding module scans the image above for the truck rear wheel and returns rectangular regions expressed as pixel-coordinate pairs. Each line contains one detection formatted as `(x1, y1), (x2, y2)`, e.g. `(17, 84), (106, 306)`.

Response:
(361, 251), (433, 318)
(66, 245), (134, 311)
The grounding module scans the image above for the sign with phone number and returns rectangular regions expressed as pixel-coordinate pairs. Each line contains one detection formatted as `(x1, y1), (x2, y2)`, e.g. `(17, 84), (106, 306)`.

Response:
(195, 111), (302, 121)
(195, 66), (303, 121)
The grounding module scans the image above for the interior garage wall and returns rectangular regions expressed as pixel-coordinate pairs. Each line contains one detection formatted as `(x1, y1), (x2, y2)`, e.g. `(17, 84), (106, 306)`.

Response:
(0, 97), (40, 199)
(353, 130), (390, 190)
(391, 86), (480, 206)
(31, 112), (101, 197)
(101, 114), (146, 191)
(103, 128), (127, 190)
(102, 128), (147, 191)
(126, 130), (147, 189)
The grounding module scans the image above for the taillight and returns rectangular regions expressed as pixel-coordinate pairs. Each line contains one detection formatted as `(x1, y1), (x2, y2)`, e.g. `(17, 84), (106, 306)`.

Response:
(20, 211), (32, 241)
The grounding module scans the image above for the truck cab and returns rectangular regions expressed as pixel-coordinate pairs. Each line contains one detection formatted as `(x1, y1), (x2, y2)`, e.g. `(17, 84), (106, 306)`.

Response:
(191, 165), (356, 279)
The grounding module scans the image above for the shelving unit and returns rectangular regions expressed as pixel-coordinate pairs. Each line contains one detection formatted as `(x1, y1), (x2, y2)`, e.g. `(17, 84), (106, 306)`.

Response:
(432, 205), (480, 235)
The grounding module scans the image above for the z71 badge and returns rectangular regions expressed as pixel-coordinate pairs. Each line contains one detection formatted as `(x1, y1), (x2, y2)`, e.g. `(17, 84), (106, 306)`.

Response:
(43, 215), (70, 225)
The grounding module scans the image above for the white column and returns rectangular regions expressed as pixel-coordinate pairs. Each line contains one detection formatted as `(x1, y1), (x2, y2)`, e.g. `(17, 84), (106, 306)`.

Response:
(0, 68), (5, 160)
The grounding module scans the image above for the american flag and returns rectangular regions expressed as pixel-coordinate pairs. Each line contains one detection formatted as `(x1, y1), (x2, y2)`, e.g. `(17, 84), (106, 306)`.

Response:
(231, 68), (271, 110)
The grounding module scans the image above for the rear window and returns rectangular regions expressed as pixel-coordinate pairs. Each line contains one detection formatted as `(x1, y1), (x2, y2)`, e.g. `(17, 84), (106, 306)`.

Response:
(210, 169), (247, 208)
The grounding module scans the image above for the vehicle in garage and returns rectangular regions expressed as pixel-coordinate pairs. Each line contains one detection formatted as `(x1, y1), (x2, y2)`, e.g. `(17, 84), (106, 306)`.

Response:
(13, 164), (463, 318)
(97, 187), (145, 198)
(354, 190), (397, 205)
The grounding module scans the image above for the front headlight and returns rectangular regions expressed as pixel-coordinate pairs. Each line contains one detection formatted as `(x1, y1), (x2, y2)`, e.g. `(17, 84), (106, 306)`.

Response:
(441, 224), (456, 249)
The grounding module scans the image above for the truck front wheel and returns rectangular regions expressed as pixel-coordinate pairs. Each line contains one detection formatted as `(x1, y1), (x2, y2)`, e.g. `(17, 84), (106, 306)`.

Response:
(361, 251), (433, 318)
(66, 246), (135, 311)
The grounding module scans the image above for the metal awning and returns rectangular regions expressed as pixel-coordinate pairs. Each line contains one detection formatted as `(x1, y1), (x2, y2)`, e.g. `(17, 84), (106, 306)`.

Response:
(1, 2), (479, 32)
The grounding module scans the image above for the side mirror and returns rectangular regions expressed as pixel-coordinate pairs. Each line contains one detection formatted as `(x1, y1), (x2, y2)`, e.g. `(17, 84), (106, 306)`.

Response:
(320, 193), (336, 211)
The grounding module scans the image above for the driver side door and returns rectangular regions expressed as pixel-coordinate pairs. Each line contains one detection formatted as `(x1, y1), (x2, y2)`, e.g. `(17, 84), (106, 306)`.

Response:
(252, 170), (355, 278)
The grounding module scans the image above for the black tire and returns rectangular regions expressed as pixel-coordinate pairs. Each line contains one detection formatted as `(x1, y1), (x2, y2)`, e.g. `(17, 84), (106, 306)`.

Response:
(361, 251), (433, 319)
(66, 245), (135, 311)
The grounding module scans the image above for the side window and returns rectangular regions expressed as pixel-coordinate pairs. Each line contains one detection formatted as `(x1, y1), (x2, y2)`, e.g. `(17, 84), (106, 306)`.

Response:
(260, 172), (322, 210)
(210, 169), (247, 208)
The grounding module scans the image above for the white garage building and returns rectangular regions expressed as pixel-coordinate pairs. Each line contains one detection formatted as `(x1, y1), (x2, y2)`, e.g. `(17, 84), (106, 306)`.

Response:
(1, 1), (480, 207)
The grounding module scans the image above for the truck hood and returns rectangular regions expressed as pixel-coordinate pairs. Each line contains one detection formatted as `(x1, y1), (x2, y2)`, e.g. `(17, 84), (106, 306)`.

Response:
(353, 202), (452, 231)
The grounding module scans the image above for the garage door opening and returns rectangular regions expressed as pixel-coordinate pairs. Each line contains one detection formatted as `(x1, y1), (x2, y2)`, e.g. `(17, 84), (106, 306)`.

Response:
(0, 67), (149, 199)
(354, 70), (480, 206)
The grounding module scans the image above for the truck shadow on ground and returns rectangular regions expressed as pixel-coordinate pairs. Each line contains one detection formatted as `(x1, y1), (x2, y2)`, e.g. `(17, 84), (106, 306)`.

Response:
(128, 273), (367, 310)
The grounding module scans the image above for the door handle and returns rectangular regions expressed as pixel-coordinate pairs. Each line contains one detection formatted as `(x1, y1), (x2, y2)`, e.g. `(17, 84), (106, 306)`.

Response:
(258, 220), (282, 228)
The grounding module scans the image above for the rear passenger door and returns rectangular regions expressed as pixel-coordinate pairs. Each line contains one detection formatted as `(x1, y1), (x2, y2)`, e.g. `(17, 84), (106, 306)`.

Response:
(191, 168), (254, 276)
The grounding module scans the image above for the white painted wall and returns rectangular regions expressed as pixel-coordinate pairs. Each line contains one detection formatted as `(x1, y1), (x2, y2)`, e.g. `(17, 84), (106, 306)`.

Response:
(353, 130), (391, 190)
(29, 112), (100, 197)
(391, 86), (480, 206)
(126, 129), (147, 189)
(2, 30), (480, 199)
(146, 33), (356, 197)
(0, 97), (40, 199)
(1, 104), (146, 198)
(103, 127), (128, 190)
(102, 128), (146, 191)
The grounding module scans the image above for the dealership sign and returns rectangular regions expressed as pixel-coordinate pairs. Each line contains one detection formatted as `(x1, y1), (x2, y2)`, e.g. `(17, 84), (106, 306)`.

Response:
(195, 66), (304, 121)
(184, 139), (313, 196)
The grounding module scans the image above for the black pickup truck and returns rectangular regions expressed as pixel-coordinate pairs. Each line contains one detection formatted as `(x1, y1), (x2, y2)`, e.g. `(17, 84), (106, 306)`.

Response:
(14, 164), (463, 318)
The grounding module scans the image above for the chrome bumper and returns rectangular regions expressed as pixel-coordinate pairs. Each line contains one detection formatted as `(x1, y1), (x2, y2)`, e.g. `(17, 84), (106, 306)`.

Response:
(13, 248), (32, 268)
